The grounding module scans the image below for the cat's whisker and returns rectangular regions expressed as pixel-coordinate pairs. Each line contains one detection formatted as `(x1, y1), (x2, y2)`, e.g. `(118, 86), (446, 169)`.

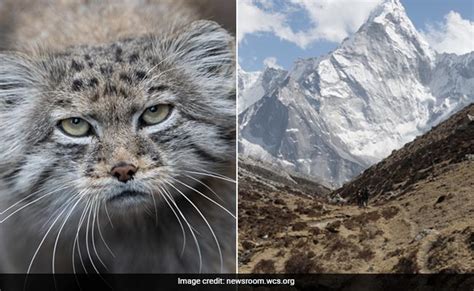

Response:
(92, 201), (109, 271)
(0, 186), (76, 224)
(39, 187), (79, 230)
(161, 184), (201, 236)
(97, 203), (115, 258)
(86, 200), (113, 289)
(26, 197), (74, 275)
(169, 177), (235, 219)
(161, 184), (202, 272)
(145, 185), (159, 227)
(73, 198), (92, 275)
(52, 194), (83, 274)
(0, 181), (75, 217)
(194, 167), (236, 180)
(183, 174), (224, 202)
(104, 202), (114, 229)
(165, 180), (223, 273)
(156, 184), (186, 257)
(183, 170), (236, 183)
(85, 200), (101, 274)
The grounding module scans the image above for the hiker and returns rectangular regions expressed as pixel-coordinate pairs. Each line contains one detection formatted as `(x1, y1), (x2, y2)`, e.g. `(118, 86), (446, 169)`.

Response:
(356, 190), (363, 208)
(361, 187), (370, 208)
(356, 187), (369, 208)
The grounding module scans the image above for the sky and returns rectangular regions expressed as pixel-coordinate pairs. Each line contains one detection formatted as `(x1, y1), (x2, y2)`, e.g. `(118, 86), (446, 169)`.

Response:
(238, 0), (474, 72)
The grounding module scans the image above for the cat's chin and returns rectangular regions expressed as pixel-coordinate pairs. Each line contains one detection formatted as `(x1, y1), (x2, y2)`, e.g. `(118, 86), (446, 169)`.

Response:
(106, 190), (149, 208)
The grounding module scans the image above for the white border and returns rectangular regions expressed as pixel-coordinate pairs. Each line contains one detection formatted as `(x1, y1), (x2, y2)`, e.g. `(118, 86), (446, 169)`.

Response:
(235, 0), (239, 275)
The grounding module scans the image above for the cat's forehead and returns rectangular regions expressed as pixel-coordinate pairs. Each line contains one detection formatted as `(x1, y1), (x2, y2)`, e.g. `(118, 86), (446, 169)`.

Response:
(47, 38), (179, 115)
(63, 36), (156, 69)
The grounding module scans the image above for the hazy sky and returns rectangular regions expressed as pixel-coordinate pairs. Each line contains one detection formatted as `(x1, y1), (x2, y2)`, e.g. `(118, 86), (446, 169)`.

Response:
(238, 0), (474, 72)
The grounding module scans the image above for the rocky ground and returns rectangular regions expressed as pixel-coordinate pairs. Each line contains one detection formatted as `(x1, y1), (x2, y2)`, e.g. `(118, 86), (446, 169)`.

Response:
(238, 104), (474, 273)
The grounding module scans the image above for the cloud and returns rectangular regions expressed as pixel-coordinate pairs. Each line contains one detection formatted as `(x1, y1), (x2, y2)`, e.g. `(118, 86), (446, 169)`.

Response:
(263, 57), (283, 69)
(238, 0), (382, 48)
(421, 11), (474, 55)
(289, 0), (382, 43)
(238, 0), (302, 46)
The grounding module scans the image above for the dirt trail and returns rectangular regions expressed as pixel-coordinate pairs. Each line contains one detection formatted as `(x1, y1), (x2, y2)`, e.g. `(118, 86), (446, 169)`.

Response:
(416, 230), (440, 273)
(396, 205), (417, 239)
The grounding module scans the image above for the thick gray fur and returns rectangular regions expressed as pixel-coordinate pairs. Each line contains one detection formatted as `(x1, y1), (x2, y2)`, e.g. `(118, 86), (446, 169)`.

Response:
(0, 1), (236, 273)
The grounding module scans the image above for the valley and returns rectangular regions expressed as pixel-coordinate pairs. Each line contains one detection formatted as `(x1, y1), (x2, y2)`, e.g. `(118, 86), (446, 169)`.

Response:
(238, 104), (474, 273)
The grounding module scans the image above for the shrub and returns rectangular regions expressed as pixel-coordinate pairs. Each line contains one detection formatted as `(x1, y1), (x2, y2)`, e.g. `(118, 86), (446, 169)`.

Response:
(253, 259), (276, 273)
(284, 252), (319, 273)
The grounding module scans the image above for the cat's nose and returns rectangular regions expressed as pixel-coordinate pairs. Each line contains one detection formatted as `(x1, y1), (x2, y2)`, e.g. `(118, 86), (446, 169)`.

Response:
(110, 162), (137, 183)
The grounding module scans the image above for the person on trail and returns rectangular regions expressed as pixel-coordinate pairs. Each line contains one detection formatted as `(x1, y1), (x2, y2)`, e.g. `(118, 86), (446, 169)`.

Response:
(356, 190), (363, 208)
(361, 187), (369, 208)
(356, 187), (369, 208)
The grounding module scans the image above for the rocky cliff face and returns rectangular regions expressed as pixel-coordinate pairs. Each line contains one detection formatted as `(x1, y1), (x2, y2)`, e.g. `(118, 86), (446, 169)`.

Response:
(335, 103), (474, 202)
(238, 65), (287, 114)
(238, 0), (474, 186)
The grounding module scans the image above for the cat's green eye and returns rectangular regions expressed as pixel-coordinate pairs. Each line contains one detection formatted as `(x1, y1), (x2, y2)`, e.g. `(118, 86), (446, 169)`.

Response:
(58, 118), (91, 137)
(141, 104), (172, 126)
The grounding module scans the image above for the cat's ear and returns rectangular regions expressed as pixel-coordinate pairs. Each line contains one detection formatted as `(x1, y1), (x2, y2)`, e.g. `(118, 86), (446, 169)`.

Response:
(167, 20), (235, 89)
(0, 54), (40, 169)
(0, 53), (39, 106)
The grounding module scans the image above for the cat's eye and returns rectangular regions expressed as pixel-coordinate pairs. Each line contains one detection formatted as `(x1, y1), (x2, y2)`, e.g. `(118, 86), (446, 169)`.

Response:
(141, 104), (172, 126)
(58, 117), (91, 137)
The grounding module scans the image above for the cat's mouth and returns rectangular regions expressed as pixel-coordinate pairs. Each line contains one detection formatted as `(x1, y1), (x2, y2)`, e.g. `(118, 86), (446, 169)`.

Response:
(108, 190), (148, 203)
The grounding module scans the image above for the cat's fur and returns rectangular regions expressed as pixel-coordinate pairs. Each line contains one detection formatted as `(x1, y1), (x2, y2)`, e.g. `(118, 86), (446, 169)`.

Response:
(0, 0), (236, 273)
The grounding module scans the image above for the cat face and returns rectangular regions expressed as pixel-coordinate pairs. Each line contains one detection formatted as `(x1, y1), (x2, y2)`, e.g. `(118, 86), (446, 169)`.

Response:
(0, 20), (235, 212)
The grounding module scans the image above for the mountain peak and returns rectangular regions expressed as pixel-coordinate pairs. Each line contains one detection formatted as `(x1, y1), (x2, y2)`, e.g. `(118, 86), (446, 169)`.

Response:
(346, 0), (435, 62)
(262, 66), (287, 78)
(368, 0), (406, 23)
(239, 0), (472, 187)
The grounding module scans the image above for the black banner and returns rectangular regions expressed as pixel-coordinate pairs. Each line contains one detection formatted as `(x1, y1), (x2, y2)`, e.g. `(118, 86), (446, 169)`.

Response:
(0, 274), (473, 291)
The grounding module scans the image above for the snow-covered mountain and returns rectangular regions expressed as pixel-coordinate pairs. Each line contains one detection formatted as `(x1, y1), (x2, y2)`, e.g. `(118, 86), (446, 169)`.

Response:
(238, 64), (287, 113)
(239, 0), (474, 187)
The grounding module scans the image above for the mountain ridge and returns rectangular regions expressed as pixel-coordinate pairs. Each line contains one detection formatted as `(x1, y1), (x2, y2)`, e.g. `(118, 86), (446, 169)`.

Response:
(334, 103), (474, 203)
(238, 0), (473, 186)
